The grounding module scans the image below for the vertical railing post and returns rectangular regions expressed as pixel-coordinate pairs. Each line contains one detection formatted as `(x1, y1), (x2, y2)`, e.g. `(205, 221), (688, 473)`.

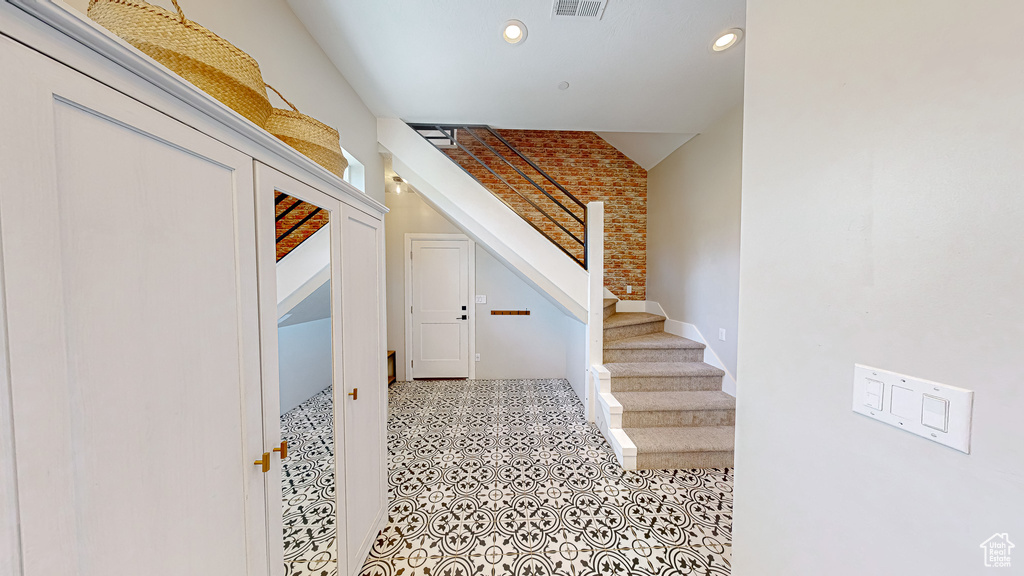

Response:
(584, 201), (604, 422)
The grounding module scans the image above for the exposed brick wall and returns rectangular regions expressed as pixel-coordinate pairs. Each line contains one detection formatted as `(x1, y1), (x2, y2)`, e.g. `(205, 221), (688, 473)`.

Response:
(276, 194), (329, 261)
(443, 129), (646, 300)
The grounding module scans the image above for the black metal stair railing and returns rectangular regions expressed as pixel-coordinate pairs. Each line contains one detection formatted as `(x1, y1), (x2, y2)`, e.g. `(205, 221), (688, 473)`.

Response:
(408, 124), (588, 269)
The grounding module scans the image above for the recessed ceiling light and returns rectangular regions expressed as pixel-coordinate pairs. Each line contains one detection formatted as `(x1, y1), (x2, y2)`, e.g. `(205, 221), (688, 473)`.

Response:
(712, 28), (743, 52)
(557, 81), (570, 91)
(504, 19), (527, 45)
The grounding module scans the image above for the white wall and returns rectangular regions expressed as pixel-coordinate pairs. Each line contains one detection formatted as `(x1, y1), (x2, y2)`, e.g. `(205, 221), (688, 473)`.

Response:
(734, 2), (1024, 575)
(474, 248), (567, 380)
(384, 184), (461, 380)
(277, 317), (332, 415)
(563, 316), (588, 403)
(385, 185), (570, 381)
(647, 105), (742, 376)
(66, 0), (384, 203)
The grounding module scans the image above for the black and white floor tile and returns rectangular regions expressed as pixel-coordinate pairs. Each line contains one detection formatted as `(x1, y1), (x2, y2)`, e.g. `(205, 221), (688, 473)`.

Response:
(280, 379), (733, 576)
(281, 387), (339, 576)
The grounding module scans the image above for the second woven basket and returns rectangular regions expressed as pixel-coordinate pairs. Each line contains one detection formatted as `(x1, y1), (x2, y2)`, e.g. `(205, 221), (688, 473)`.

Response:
(265, 85), (348, 179)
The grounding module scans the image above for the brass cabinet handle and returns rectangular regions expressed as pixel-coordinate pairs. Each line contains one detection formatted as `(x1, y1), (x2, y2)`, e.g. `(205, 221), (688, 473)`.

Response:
(254, 452), (270, 473)
(348, 388), (358, 401)
(273, 440), (288, 460)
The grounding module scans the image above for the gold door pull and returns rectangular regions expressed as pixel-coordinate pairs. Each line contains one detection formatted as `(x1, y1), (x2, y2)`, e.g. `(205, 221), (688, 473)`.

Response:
(254, 452), (270, 473)
(348, 388), (358, 401)
(273, 440), (288, 460)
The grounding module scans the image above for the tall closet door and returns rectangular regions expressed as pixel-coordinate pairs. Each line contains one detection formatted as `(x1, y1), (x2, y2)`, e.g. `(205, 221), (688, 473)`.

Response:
(253, 162), (348, 575)
(339, 205), (388, 575)
(0, 37), (268, 576)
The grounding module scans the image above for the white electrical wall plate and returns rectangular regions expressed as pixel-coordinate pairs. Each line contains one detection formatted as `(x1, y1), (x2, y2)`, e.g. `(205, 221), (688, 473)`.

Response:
(475, 295), (486, 304)
(852, 364), (974, 453)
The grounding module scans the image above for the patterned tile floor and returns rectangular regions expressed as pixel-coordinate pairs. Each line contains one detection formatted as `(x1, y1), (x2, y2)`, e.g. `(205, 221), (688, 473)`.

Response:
(280, 379), (733, 576)
(281, 387), (338, 576)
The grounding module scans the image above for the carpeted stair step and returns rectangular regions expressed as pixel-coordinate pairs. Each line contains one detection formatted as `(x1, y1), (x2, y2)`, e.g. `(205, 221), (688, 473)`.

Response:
(604, 312), (665, 342)
(603, 332), (705, 363)
(603, 298), (618, 320)
(605, 361), (724, 392)
(616, 390), (736, 428)
(624, 426), (735, 470)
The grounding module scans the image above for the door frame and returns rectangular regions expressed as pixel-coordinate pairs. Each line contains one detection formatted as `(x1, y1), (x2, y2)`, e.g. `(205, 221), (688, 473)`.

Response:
(404, 233), (476, 381)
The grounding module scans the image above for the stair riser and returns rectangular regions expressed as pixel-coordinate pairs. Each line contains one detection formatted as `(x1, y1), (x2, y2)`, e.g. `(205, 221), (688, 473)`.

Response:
(604, 320), (665, 342)
(603, 347), (704, 363)
(603, 304), (616, 320)
(610, 375), (723, 393)
(636, 450), (734, 470)
(622, 409), (735, 428)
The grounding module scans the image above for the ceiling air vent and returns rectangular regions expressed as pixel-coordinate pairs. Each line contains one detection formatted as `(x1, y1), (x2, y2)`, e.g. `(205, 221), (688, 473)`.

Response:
(551, 0), (608, 20)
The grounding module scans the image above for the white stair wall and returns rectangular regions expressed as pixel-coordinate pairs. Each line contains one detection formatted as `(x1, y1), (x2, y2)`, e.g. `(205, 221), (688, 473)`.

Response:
(277, 225), (330, 319)
(378, 118), (588, 322)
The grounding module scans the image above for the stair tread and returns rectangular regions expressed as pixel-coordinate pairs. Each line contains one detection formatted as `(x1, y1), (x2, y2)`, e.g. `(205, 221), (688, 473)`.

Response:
(603, 298), (618, 309)
(604, 332), (705, 351)
(615, 390), (736, 412)
(604, 362), (724, 378)
(624, 426), (735, 453)
(603, 312), (665, 330)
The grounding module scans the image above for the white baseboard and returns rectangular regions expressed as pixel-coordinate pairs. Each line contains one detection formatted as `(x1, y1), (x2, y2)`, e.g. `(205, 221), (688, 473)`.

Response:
(595, 388), (636, 470)
(662, 318), (737, 397)
(643, 301), (738, 397)
(614, 300), (646, 313)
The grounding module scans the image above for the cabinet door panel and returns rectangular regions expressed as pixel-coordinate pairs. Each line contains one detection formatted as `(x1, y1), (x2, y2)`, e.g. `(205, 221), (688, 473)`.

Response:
(0, 38), (267, 576)
(253, 162), (348, 575)
(339, 205), (388, 575)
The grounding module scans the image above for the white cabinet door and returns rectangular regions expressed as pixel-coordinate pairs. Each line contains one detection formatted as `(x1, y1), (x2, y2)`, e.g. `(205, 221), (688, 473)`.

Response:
(253, 162), (348, 575)
(339, 205), (388, 575)
(0, 37), (268, 576)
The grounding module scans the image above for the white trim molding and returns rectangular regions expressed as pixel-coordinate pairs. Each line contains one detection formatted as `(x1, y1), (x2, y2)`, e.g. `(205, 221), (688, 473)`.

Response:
(592, 365), (637, 470)
(643, 301), (738, 397)
(403, 233), (476, 381)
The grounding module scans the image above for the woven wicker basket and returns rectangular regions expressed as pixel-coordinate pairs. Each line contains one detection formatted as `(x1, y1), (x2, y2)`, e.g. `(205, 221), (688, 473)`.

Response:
(88, 0), (272, 128)
(265, 85), (348, 179)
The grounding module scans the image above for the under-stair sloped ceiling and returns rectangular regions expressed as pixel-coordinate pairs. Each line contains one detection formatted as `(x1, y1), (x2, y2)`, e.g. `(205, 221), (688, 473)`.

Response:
(379, 118), (589, 322)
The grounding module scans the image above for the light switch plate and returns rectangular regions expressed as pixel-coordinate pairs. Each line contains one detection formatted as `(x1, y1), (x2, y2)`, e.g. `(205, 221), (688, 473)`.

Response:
(852, 364), (974, 453)
(475, 295), (486, 304)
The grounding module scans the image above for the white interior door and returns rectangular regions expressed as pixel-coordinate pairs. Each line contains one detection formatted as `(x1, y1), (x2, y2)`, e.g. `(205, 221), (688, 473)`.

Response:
(410, 239), (470, 378)
(339, 205), (388, 574)
(0, 37), (267, 575)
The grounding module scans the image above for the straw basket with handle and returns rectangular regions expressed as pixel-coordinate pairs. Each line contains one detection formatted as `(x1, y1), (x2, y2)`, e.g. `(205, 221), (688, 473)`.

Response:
(265, 84), (349, 179)
(87, 0), (272, 128)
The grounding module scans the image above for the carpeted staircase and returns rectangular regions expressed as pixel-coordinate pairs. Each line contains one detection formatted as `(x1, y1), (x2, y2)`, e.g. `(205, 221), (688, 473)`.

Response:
(602, 298), (735, 470)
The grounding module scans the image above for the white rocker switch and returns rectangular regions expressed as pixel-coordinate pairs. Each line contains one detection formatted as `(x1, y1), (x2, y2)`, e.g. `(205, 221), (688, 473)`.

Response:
(922, 395), (949, 432)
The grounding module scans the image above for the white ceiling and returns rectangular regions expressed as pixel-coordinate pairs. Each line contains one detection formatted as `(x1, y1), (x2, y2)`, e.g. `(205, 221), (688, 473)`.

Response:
(287, 0), (745, 136)
(596, 131), (697, 170)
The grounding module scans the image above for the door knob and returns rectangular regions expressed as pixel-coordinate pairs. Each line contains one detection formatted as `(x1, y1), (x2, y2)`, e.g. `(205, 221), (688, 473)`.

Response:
(273, 440), (288, 460)
(456, 315), (467, 320)
(254, 452), (270, 473)
(348, 388), (358, 401)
